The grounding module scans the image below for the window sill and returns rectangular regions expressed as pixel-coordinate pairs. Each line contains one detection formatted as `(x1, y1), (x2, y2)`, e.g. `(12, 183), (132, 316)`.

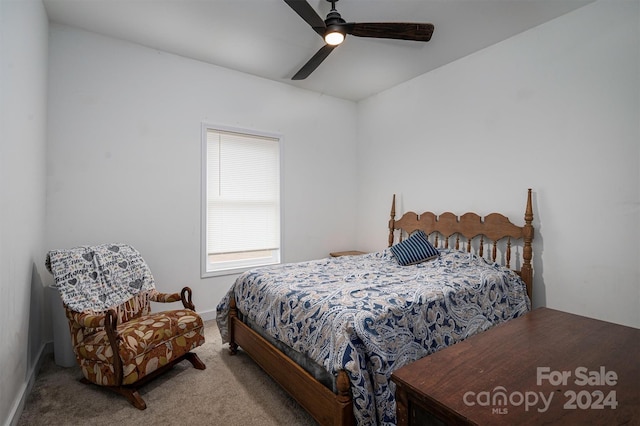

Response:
(201, 262), (280, 279)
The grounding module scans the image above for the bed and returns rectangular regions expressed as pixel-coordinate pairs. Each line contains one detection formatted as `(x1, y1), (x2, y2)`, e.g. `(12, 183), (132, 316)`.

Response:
(216, 189), (534, 426)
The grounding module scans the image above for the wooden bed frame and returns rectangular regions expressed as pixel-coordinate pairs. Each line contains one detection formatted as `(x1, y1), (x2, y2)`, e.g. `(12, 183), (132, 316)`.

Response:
(227, 189), (534, 426)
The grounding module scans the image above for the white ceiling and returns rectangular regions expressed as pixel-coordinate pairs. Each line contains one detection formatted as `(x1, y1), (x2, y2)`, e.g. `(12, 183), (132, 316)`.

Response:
(42, 0), (593, 102)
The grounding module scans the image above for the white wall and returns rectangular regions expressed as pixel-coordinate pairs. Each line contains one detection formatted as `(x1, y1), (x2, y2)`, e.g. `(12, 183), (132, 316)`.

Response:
(2, 1), (636, 424)
(356, 0), (639, 328)
(45, 24), (359, 319)
(0, 0), (49, 424)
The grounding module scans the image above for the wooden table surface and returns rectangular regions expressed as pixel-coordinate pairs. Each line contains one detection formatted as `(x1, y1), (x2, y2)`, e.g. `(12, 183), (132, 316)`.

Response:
(391, 307), (639, 425)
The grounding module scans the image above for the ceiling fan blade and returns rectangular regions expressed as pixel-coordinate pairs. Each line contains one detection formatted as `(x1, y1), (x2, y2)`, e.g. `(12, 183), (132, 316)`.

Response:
(283, 0), (326, 37)
(292, 44), (337, 80)
(346, 22), (434, 42)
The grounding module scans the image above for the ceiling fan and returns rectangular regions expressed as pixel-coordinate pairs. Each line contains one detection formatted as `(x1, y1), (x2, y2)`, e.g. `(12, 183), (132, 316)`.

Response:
(284, 0), (435, 80)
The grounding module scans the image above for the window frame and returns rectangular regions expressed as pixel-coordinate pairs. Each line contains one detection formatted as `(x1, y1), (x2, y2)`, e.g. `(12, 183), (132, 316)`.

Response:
(200, 123), (284, 278)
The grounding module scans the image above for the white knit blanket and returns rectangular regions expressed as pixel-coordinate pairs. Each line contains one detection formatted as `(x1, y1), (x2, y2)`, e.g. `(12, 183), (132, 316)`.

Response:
(46, 243), (156, 313)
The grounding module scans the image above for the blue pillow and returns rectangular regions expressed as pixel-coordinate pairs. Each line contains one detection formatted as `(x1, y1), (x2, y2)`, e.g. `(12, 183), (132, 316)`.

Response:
(390, 230), (439, 266)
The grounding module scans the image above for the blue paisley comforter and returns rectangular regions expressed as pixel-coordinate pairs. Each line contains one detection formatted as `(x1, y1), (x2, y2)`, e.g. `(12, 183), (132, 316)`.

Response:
(216, 248), (530, 425)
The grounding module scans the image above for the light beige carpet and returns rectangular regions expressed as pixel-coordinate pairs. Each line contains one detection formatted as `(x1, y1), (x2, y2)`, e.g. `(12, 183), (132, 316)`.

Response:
(18, 320), (317, 426)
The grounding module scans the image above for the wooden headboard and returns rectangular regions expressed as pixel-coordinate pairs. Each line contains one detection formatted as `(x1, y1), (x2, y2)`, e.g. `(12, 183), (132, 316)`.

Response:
(387, 189), (534, 300)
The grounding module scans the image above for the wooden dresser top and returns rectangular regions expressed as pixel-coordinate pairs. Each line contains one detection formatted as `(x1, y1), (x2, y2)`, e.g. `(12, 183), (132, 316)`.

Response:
(391, 307), (639, 425)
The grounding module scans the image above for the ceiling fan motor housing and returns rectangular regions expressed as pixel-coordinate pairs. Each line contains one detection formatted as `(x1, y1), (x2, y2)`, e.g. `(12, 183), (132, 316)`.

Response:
(325, 9), (346, 42)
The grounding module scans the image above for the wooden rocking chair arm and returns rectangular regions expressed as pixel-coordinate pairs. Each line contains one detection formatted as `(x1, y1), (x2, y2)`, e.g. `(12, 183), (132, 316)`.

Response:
(150, 291), (182, 303)
(149, 287), (196, 310)
(180, 287), (196, 311)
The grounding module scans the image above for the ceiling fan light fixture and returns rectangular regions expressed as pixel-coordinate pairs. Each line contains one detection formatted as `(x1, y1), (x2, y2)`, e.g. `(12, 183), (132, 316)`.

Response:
(324, 27), (345, 45)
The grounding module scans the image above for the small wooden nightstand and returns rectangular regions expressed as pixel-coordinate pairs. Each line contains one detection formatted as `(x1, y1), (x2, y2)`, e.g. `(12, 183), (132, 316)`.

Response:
(329, 250), (366, 257)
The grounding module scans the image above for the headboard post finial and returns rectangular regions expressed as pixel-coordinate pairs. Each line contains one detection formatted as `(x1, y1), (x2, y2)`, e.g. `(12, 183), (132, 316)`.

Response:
(388, 194), (396, 248)
(525, 188), (534, 225)
(521, 188), (534, 301)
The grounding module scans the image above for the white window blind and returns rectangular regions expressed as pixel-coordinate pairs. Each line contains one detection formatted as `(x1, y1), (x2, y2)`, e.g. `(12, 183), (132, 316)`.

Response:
(203, 126), (281, 275)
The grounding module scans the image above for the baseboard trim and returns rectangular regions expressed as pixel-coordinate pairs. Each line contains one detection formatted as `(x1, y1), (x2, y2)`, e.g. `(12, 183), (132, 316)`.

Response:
(199, 308), (217, 322)
(5, 341), (53, 426)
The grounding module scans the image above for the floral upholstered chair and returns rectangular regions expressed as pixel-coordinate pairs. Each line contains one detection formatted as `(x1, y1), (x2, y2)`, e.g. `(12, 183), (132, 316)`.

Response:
(46, 243), (206, 409)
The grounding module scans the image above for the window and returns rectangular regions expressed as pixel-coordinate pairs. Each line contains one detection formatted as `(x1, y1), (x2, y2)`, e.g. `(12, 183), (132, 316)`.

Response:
(201, 124), (281, 276)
